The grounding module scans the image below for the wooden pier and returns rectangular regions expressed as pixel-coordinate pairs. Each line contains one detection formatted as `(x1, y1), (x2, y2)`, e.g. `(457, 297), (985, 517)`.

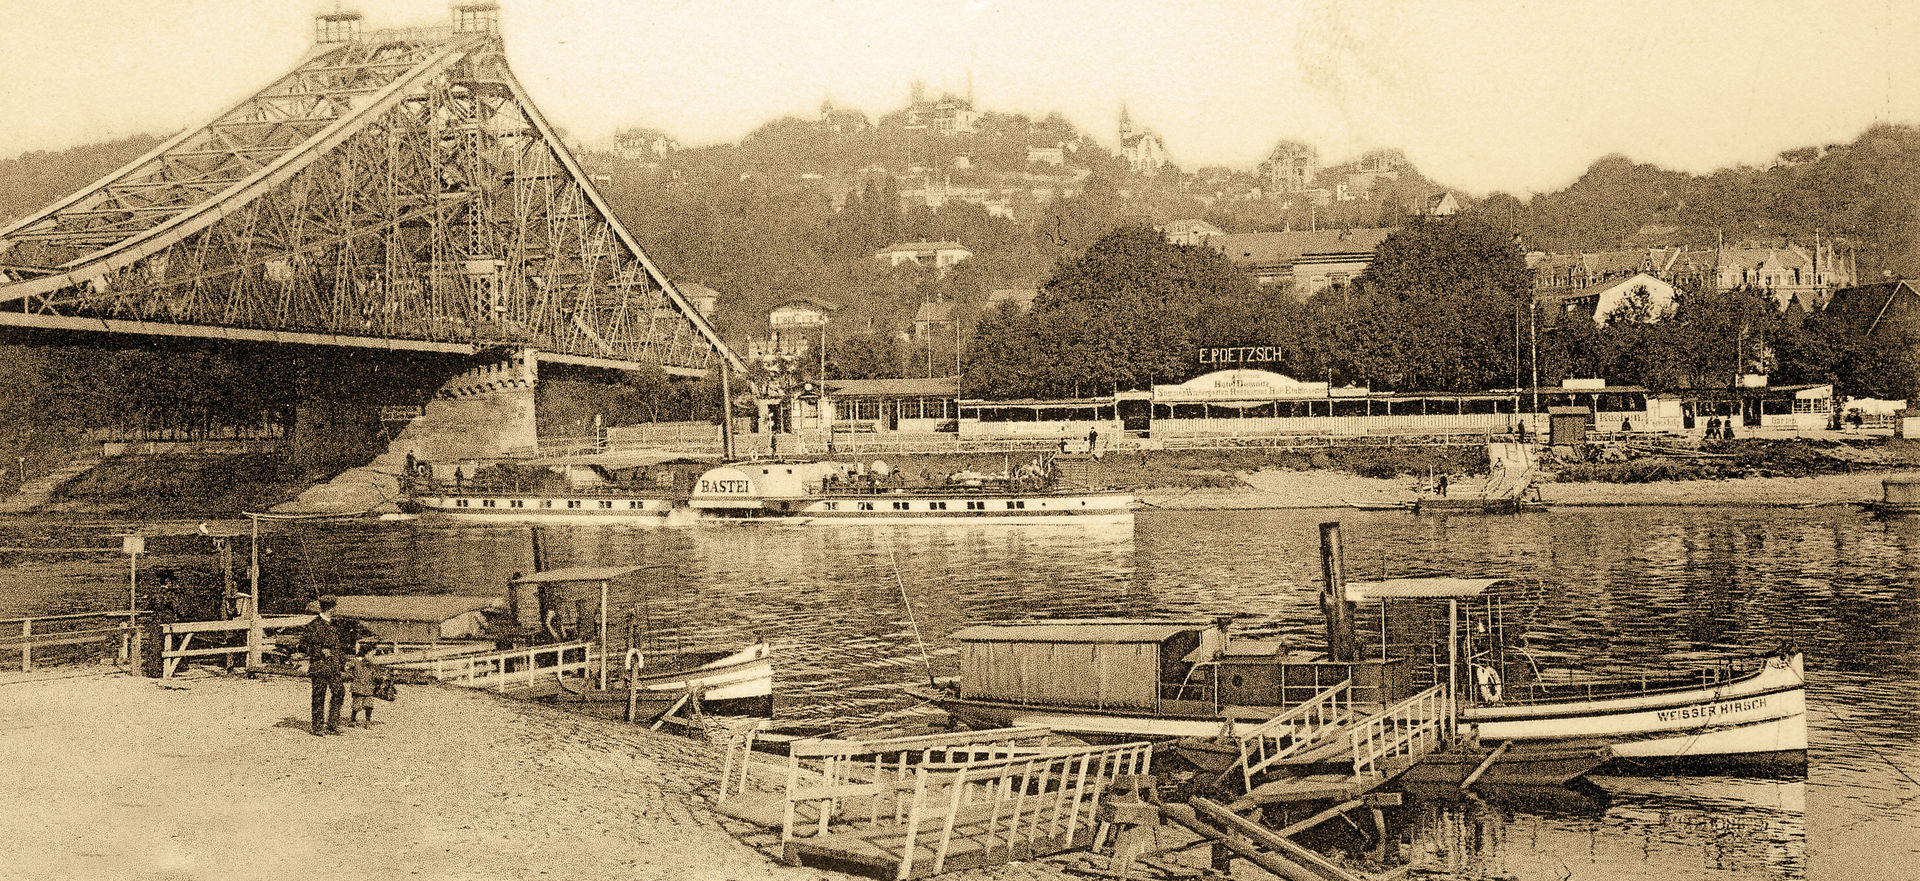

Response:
(715, 727), (1151, 879)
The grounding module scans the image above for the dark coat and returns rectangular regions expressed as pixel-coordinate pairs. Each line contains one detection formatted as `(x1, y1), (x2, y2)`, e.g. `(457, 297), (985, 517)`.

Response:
(298, 615), (347, 680)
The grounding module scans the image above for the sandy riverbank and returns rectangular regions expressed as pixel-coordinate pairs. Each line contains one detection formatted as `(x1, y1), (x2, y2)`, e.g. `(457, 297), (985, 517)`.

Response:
(0, 669), (1072, 881)
(1138, 469), (1905, 510)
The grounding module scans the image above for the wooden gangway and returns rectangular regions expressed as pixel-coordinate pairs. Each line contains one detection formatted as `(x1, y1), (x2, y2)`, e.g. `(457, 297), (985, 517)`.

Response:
(715, 727), (1151, 879)
(1232, 684), (1452, 810)
(1237, 678), (1359, 792)
(378, 641), (598, 698)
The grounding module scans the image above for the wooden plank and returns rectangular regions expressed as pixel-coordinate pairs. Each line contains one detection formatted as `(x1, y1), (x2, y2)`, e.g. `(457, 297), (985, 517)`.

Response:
(1191, 798), (1366, 881)
(3, 628), (136, 650)
(164, 615), (308, 634)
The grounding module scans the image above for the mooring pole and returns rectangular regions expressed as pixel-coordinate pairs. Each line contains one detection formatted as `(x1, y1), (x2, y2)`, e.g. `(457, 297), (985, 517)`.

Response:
(1318, 522), (1361, 663)
(720, 363), (736, 461)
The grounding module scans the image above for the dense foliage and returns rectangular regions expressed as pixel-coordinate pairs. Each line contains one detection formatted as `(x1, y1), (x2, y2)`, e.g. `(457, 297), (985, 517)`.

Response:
(963, 226), (1275, 398)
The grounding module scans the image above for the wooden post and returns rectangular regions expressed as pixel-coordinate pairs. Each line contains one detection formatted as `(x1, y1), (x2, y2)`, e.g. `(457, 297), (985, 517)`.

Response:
(19, 619), (30, 672)
(246, 515), (263, 670)
(598, 579), (609, 692)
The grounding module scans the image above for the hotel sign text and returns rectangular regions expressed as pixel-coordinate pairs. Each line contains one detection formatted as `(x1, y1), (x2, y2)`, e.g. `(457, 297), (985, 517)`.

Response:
(1198, 346), (1284, 366)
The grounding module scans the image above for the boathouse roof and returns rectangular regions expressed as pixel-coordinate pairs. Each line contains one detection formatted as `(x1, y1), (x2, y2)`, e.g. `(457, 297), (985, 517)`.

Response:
(512, 566), (645, 584)
(951, 619), (1209, 644)
(331, 595), (505, 623)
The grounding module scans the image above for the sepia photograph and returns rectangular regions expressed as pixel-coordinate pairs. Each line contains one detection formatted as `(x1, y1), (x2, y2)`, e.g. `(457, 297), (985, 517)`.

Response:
(0, 1), (1913, 879)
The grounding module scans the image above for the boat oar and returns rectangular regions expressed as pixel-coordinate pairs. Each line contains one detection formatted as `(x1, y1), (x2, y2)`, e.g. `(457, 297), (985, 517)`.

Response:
(888, 547), (937, 689)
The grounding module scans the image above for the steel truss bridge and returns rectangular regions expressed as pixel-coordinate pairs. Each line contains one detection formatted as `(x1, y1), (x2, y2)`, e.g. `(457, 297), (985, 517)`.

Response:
(0, 5), (741, 378)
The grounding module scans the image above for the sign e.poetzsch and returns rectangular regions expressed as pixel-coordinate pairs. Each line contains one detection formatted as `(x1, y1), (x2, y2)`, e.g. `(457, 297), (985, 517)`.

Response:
(1198, 346), (1283, 366)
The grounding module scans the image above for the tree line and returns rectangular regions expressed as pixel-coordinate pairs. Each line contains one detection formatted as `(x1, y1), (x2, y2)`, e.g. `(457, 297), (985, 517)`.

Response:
(963, 217), (1914, 404)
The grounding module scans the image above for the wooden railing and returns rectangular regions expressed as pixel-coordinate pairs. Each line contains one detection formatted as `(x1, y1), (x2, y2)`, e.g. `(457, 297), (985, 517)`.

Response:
(774, 727), (1062, 843)
(382, 640), (597, 693)
(1236, 679), (1355, 791)
(159, 615), (312, 677)
(891, 740), (1153, 879)
(1348, 684), (1451, 782)
(0, 611), (142, 672)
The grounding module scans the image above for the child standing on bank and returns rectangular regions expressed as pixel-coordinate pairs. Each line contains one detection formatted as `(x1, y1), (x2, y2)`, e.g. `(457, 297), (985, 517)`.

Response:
(346, 645), (379, 728)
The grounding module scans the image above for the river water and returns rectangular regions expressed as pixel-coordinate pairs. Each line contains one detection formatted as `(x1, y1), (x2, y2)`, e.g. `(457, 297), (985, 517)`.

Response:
(3, 506), (1915, 881)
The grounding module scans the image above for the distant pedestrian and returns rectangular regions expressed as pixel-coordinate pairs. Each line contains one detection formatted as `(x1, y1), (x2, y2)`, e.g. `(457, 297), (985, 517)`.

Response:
(298, 595), (347, 736)
(1722, 421), (1736, 440)
(1516, 421), (1528, 443)
(345, 644), (379, 728)
(1620, 417), (1633, 432)
(1088, 428), (1098, 450)
(1705, 417), (1721, 440)
(1436, 473), (1450, 497)
(404, 450), (416, 475)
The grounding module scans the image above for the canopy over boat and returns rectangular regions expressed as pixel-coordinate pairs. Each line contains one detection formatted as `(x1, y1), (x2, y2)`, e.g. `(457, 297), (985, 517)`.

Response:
(1343, 577), (1519, 602)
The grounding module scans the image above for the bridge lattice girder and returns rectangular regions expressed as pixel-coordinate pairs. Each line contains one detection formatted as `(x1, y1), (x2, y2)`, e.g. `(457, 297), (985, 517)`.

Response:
(0, 24), (741, 377)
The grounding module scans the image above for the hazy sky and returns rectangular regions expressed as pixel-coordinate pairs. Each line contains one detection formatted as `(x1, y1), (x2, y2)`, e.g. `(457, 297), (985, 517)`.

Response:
(1, 0), (1916, 195)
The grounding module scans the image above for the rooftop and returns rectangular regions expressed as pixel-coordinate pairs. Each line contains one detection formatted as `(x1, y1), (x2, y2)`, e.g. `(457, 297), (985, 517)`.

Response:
(826, 376), (960, 398)
(1207, 228), (1397, 266)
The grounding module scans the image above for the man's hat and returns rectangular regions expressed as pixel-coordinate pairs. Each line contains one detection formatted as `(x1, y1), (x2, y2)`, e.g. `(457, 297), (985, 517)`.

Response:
(318, 595), (339, 610)
(305, 600), (322, 614)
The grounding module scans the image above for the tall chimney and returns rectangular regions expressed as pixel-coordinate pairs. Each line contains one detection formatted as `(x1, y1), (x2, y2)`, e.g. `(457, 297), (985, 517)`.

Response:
(1318, 521), (1362, 662)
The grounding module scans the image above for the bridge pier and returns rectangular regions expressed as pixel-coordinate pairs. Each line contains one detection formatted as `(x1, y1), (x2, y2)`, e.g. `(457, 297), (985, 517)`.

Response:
(277, 349), (541, 513)
(392, 350), (540, 466)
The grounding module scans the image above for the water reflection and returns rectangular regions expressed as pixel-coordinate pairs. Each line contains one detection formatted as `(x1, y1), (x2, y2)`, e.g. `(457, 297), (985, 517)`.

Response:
(2, 506), (1917, 879)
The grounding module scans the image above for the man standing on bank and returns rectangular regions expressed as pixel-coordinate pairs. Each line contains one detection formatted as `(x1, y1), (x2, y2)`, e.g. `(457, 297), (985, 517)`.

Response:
(298, 595), (347, 736)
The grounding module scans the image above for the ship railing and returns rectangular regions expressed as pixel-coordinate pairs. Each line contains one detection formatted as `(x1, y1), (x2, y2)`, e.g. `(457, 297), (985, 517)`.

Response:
(766, 726), (1063, 843)
(382, 640), (597, 693)
(1348, 684), (1450, 783)
(1379, 640), (1759, 705)
(1236, 679), (1355, 792)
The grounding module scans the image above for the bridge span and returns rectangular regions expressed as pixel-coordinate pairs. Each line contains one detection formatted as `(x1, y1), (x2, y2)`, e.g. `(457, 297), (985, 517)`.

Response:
(0, 3), (737, 378)
(0, 4), (742, 479)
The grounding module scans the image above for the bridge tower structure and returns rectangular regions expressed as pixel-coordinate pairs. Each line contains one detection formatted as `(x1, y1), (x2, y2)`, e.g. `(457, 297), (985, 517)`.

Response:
(0, 5), (743, 480)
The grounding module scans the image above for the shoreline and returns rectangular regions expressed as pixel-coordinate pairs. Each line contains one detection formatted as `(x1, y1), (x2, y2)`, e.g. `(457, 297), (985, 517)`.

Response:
(1138, 469), (1902, 511)
(0, 668), (1070, 881)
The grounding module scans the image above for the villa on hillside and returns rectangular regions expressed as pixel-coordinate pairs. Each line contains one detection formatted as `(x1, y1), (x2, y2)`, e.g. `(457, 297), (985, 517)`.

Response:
(1206, 228), (1397, 297)
(875, 241), (972, 276)
(986, 287), (1040, 312)
(1160, 219), (1224, 246)
(1554, 272), (1680, 323)
(1531, 241), (1854, 312)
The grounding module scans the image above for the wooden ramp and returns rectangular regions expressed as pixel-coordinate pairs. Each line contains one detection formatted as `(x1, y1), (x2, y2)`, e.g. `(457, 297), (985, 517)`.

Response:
(714, 727), (1149, 879)
(1232, 684), (1452, 812)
